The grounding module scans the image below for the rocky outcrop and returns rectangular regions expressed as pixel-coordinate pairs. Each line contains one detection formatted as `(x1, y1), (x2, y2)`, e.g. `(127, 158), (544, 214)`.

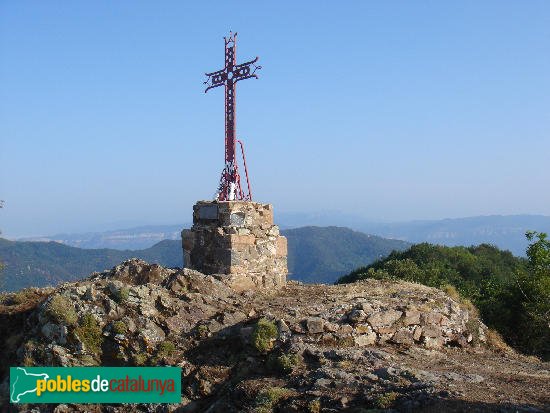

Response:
(0, 259), (548, 412)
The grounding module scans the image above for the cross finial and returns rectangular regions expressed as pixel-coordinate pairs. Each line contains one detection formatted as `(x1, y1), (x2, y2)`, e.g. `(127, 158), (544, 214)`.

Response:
(224, 31), (237, 44)
(204, 33), (261, 201)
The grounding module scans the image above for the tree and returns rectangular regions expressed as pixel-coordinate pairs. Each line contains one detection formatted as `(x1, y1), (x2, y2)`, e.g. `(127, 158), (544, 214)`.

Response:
(513, 231), (550, 358)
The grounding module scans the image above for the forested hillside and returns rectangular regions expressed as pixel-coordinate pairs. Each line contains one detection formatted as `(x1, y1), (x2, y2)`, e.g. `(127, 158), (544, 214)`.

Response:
(284, 226), (410, 283)
(0, 227), (409, 291)
(0, 239), (182, 291)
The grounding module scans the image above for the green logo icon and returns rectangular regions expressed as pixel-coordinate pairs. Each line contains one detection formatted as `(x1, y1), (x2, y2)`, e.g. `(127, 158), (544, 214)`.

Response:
(10, 367), (181, 404)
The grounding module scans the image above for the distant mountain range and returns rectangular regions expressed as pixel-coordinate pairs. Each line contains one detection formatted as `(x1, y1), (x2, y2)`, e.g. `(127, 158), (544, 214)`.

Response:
(17, 214), (550, 256)
(18, 224), (191, 250)
(4, 214), (548, 291)
(0, 226), (409, 291)
(357, 215), (550, 256)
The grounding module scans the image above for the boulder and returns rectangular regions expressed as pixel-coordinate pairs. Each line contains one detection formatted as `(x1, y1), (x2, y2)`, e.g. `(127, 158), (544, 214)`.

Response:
(402, 310), (421, 325)
(138, 320), (166, 348)
(354, 331), (377, 346)
(367, 310), (403, 328)
(41, 323), (68, 345)
(347, 309), (367, 324)
(305, 317), (325, 334)
(391, 328), (415, 346)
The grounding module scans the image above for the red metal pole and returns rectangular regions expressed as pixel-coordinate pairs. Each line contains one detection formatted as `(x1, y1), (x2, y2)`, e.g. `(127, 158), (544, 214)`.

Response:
(237, 139), (252, 200)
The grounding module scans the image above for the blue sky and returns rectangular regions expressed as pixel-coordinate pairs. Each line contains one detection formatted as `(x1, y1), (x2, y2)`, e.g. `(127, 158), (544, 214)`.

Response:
(1, 1), (549, 237)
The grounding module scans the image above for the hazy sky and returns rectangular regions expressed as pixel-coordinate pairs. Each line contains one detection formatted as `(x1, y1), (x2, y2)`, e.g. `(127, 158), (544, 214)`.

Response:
(1, 1), (549, 238)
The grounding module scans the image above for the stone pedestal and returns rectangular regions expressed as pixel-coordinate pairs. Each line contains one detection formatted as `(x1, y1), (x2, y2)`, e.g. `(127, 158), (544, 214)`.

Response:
(182, 201), (287, 291)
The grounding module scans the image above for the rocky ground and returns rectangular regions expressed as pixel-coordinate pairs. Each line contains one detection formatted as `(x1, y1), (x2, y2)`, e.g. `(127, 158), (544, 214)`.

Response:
(0, 259), (548, 412)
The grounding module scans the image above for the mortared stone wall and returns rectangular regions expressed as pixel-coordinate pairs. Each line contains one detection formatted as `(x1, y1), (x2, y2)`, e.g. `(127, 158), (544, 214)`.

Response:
(182, 201), (287, 291)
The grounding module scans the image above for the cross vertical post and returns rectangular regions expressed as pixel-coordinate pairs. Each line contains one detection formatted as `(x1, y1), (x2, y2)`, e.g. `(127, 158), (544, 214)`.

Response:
(204, 32), (261, 201)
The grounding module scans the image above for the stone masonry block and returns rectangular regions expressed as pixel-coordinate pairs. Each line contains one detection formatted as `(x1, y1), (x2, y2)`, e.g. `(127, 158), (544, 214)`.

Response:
(276, 236), (288, 257)
(183, 201), (287, 291)
(181, 229), (194, 251)
(227, 234), (256, 246)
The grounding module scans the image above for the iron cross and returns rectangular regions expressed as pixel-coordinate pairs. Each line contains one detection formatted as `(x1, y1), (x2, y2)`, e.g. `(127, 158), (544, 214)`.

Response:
(204, 31), (261, 201)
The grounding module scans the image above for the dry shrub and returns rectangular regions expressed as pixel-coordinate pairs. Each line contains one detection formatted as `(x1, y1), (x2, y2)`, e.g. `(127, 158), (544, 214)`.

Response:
(441, 284), (479, 317)
(45, 295), (78, 326)
(486, 328), (513, 354)
(441, 284), (461, 301)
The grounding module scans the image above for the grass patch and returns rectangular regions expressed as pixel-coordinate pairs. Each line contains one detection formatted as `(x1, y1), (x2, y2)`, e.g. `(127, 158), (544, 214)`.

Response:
(75, 314), (103, 355)
(45, 295), (78, 326)
(1, 289), (37, 306)
(441, 284), (479, 317)
(336, 359), (353, 369)
(441, 284), (460, 301)
(196, 324), (209, 338)
(22, 355), (35, 367)
(254, 386), (290, 413)
(460, 297), (479, 317)
(79, 354), (97, 366)
(252, 318), (278, 353)
(308, 399), (321, 413)
(374, 391), (398, 409)
(133, 353), (148, 366)
(336, 336), (356, 348)
(466, 318), (484, 345)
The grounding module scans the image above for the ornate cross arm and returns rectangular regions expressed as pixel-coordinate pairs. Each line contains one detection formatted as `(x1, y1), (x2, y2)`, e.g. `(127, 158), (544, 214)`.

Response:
(204, 69), (226, 93)
(233, 57), (262, 83)
(204, 57), (261, 92)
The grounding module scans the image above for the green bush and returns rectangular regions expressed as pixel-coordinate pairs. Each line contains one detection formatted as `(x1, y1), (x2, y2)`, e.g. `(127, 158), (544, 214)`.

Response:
(149, 340), (176, 365)
(112, 287), (129, 304)
(374, 391), (398, 409)
(252, 318), (278, 353)
(112, 320), (127, 335)
(45, 295), (78, 326)
(268, 352), (300, 374)
(157, 341), (175, 357)
(75, 314), (103, 355)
